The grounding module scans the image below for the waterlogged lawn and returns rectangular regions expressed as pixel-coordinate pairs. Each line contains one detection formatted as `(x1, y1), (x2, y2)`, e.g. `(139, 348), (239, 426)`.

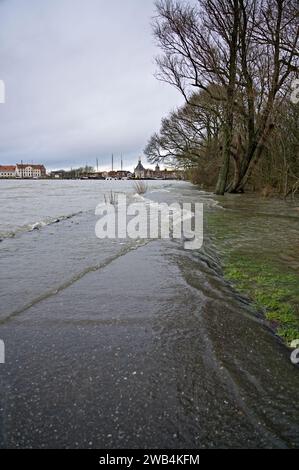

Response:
(224, 256), (299, 344)
(206, 196), (299, 345)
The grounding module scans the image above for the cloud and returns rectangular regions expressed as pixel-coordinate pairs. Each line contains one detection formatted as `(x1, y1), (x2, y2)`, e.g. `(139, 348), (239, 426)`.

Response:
(0, 0), (182, 170)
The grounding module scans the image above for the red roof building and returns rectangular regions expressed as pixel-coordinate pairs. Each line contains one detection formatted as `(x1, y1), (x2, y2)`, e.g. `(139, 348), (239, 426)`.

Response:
(0, 165), (16, 178)
(16, 164), (46, 178)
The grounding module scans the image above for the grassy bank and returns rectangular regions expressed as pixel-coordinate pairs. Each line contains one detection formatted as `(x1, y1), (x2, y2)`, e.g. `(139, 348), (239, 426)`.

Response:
(207, 198), (299, 346)
(224, 254), (299, 344)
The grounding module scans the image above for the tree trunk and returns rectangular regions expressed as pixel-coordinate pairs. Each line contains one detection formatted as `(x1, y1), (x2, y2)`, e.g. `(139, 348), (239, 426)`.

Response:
(215, 140), (231, 195)
(226, 0), (285, 195)
(215, 0), (239, 196)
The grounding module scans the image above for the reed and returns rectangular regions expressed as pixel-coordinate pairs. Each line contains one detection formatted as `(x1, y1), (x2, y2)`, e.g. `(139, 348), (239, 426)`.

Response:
(133, 181), (148, 195)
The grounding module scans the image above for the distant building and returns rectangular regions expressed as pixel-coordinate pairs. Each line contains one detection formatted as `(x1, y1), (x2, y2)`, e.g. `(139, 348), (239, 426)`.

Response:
(133, 158), (182, 180)
(165, 169), (180, 180)
(115, 170), (133, 180)
(16, 164), (46, 179)
(134, 158), (146, 179)
(0, 164), (47, 179)
(107, 171), (118, 180)
(50, 170), (66, 179)
(90, 172), (105, 180)
(0, 165), (16, 178)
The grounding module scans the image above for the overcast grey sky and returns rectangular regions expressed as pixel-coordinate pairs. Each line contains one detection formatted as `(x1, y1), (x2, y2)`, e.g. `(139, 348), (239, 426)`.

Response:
(0, 0), (183, 170)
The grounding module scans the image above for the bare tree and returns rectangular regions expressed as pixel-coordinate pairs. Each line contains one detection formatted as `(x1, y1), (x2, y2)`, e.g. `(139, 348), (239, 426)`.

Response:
(229, 0), (299, 193)
(144, 90), (223, 181)
(152, 0), (299, 194)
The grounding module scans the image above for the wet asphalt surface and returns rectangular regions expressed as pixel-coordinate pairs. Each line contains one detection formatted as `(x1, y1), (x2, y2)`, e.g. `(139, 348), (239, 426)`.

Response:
(0, 237), (299, 449)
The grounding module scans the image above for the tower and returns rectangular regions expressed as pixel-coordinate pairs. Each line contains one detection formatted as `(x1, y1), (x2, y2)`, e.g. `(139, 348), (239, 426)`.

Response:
(134, 157), (145, 179)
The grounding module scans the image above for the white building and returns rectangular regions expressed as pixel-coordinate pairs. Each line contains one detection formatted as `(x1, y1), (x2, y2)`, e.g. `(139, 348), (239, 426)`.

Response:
(0, 166), (16, 178)
(16, 164), (46, 179)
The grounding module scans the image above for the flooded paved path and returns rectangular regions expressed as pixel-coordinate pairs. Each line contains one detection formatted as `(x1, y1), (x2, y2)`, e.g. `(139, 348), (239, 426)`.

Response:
(0, 181), (298, 448)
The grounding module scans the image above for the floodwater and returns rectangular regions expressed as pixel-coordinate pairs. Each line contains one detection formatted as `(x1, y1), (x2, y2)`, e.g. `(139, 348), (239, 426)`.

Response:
(0, 180), (298, 449)
(208, 193), (299, 273)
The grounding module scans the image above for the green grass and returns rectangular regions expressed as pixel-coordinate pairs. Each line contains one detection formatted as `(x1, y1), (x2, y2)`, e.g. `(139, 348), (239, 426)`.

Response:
(224, 256), (299, 345)
(206, 206), (299, 345)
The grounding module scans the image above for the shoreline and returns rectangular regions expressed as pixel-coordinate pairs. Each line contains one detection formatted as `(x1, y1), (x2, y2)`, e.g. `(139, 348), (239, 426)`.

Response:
(206, 193), (299, 346)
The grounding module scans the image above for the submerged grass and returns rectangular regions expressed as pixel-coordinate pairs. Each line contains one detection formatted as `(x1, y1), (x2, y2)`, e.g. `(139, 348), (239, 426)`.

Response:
(104, 191), (118, 206)
(224, 255), (299, 344)
(207, 209), (299, 346)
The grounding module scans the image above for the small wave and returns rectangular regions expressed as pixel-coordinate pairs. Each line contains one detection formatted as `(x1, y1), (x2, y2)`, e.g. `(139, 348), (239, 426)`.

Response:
(0, 238), (152, 325)
(206, 199), (224, 209)
(0, 211), (83, 242)
(149, 189), (171, 194)
(133, 193), (146, 201)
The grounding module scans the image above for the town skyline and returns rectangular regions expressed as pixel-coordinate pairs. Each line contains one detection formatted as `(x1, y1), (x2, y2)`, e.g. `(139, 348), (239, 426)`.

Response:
(0, 155), (173, 173)
(0, 157), (181, 180)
